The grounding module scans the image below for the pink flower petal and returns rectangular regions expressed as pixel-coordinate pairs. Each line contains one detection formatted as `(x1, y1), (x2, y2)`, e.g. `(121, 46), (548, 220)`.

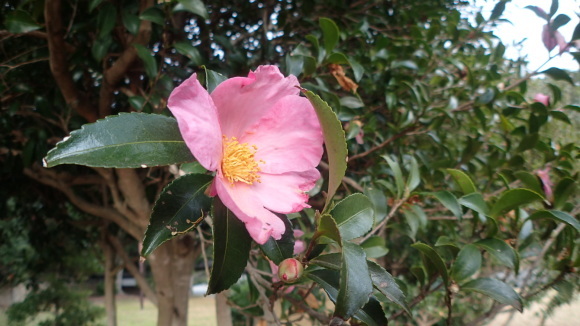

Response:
(210, 65), (300, 139)
(250, 169), (320, 214)
(215, 177), (286, 244)
(240, 96), (323, 174)
(168, 74), (222, 171)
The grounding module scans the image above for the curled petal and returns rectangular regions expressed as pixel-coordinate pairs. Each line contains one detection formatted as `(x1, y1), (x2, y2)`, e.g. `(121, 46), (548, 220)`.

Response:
(215, 178), (286, 244)
(241, 96), (323, 174)
(168, 74), (222, 171)
(251, 169), (320, 214)
(211, 65), (300, 138)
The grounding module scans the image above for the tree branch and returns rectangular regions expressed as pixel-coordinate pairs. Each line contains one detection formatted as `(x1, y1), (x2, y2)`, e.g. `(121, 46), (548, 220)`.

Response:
(44, 0), (97, 122)
(23, 164), (143, 240)
(108, 233), (158, 306)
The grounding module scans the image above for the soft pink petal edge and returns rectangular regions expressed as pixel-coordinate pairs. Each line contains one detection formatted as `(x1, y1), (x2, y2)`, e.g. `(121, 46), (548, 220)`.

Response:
(214, 178), (286, 244)
(167, 74), (222, 171)
(210, 65), (301, 139)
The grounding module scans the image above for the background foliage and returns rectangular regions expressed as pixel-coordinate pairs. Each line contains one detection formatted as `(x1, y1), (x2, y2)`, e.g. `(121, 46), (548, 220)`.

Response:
(1, 0), (578, 325)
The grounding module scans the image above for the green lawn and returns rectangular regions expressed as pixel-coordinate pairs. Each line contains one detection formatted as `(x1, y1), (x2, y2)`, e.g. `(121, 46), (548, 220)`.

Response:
(0, 295), (217, 326)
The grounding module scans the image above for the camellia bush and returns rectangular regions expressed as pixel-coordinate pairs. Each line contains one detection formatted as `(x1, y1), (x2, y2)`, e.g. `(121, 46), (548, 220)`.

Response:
(2, 0), (579, 325)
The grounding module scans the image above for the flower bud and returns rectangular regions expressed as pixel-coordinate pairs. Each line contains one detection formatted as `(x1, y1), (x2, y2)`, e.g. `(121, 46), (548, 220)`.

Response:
(277, 258), (303, 283)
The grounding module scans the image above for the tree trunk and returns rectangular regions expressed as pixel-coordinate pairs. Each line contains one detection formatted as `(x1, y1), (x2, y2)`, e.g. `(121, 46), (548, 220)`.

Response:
(148, 234), (200, 326)
(101, 237), (118, 326)
(216, 292), (233, 326)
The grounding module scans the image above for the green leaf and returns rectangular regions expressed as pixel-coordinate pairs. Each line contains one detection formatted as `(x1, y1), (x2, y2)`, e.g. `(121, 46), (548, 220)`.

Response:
(174, 42), (203, 65)
(462, 278), (523, 312)
(406, 156), (421, 193)
(367, 260), (410, 315)
(447, 169), (477, 194)
(89, 0), (104, 12)
(528, 210), (580, 232)
(490, 188), (544, 218)
(352, 297), (389, 326)
(430, 191), (463, 220)
(207, 197), (252, 295)
(525, 5), (548, 20)
(330, 193), (374, 241)
(326, 52), (349, 64)
(134, 44), (158, 78)
(302, 90), (347, 211)
(44, 113), (193, 168)
(552, 14), (571, 30)
(319, 17), (340, 53)
(139, 7), (165, 25)
(5, 10), (41, 33)
(122, 11), (140, 35)
(318, 214), (341, 244)
(335, 242), (373, 320)
(383, 155), (405, 198)
(411, 242), (449, 286)
(285, 54), (304, 77)
(489, 0), (507, 20)
(308, 269), (386, 326)
(458, 193), (489, 218)
(365, 187), (387, 223)
(259, 215), (295, 265)
(91, 36), (113, 61)
(541, 68), (575, 85)
(361, 236), (389, 259)
(310, 253), (341, 270)
(203, 67), (228, 94)
(549, 0), (559, 17)
(513, 171), (544, 196)
(174, 0), (209, 20)
(141, 174), (213, 256)
(451, 244), (482, 282)
(553, 178), (576, 210)
(474, 238), (518, 272)
(97, 3), (117, 38)
(128, 96), (148, 111)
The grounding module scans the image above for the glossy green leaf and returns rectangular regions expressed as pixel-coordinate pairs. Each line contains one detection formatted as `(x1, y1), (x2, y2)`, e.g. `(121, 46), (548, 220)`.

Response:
(44, 113), (193, 168)
(303, 90), (347, 211)
(352, 297), (389, 326)
(326, 52), (349, 64)
(528, 210), (580, 232)
(462, 278), (523, 312)
(89, 0), (104, 12)
(139, 7), (165, 25)
(174, 42), (203, 65)
(361, 236), (389, 258)
(128, 96), (148, 111)
(549, 0), (559, 17)
(383, 155), (405, 198)
(308, 269), (386, 326)
(447, 169), (477, 194)
(207, 197), (252, 295)
(141, 174), (213, 256)
(430, 191), (463, 219)
(490, 188), (544, 218)
(259, 215), (295, 265)
(451, 244), (481, 282)
(365, 187), (387, 223)
(330, 193), (374, 241)
(458, 193), (489, 218)
(367, 260), (410, 314)
(553, 178), (576, 210)
(122, 11), (140, 35)
(541, 67), (574, 85)
(91, 36), (113, 61)
(97, 3), (117, 38)
(335, 242), (373, 320)
(174, 0), (209, 20)
(317, 214), (341, 244)
(310, 253), (341, 270)
(203, 67), (228, 93)
(514, 171), (544, 196)
(411, 242), (449, 286)
(406, 156), (421, 193)
(319, 17), (340, 53)
(6, 10), (41, 33)
(474, 238), (518, 272)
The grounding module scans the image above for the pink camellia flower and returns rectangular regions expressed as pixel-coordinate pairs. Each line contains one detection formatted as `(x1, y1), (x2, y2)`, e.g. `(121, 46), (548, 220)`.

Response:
(533, 93), (550, 107)
(168, 65), (323, 244)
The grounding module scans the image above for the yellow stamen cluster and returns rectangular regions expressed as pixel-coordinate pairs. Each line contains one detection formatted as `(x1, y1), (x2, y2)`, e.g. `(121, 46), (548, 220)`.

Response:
(221, 136), (263, 185)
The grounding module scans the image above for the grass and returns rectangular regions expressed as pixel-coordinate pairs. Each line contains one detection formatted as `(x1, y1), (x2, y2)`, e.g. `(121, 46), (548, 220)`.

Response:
(0, 295), (217, 326)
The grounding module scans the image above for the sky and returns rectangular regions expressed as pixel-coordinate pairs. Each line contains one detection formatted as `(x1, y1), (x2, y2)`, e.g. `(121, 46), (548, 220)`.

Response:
(472, 0), (579, 71)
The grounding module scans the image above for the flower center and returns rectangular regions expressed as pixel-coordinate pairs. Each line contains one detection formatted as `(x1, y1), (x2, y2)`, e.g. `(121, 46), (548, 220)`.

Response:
(221, 136), (263, 185)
